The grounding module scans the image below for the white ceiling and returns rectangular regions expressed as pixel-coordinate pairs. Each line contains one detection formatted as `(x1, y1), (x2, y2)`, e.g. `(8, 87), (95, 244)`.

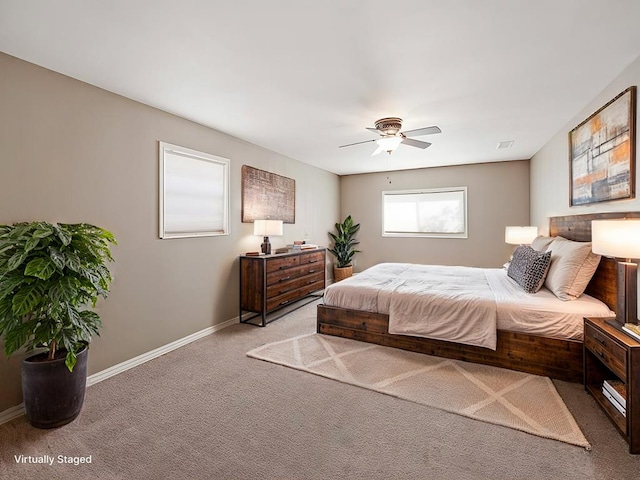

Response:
(1, 1), (640, 176)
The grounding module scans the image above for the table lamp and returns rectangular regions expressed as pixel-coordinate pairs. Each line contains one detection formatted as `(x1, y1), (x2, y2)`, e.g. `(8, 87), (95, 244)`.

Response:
(591, 219), (640, 330)
(505, 226), (538, 245)
(253, 219), (283, 255)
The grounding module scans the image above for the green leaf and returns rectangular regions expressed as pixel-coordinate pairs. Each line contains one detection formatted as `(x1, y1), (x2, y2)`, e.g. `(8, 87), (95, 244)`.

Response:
(65, 350), (77, 372)
(48, 277), (79, 303)
(54, 224), (72, 246)
(32, 226), (54, 239)
(49, 247), (66, 270)
(12, 283), (43, 317)
(24, 257), (57, 280)
(6, 251), (28, 272)
(23, 236), (41, 253)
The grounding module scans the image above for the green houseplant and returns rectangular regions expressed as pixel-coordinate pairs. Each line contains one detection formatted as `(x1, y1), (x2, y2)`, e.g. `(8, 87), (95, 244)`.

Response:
(0, 222), (116, 428)
(328, 215), (360, 282)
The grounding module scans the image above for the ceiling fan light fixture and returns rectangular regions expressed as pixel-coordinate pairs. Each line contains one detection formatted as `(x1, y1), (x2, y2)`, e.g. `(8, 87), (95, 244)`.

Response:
(376, 136), (403, 153)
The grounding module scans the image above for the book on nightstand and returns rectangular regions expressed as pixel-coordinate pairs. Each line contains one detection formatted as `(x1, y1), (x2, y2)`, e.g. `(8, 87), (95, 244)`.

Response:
(603, 380), (627, 409)
(622, 323), (640, 342)
(602, 386), (626, 417)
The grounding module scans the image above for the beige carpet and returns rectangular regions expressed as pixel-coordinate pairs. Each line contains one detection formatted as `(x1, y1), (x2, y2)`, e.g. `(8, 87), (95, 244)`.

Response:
(247, 332), (590, 449)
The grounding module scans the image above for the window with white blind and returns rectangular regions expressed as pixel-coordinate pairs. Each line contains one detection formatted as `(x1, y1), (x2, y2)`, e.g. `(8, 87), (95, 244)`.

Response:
(159, 142), (230, 239)
(382, 187), (467, 238)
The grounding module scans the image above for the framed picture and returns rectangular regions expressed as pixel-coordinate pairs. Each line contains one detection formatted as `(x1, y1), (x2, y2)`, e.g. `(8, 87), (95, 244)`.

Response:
(241, 165), (295, 223)
(159, 142), (230, 239)
(569, 86), (636, 206)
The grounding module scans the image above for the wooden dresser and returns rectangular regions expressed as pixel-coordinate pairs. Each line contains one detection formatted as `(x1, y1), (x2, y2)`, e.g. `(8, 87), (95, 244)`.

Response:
(239, 248), (326, 326)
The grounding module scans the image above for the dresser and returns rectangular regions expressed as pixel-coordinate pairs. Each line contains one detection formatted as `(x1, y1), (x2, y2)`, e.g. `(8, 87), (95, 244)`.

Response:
(239, 248), (326, 326)
(584, 317), (640, 453)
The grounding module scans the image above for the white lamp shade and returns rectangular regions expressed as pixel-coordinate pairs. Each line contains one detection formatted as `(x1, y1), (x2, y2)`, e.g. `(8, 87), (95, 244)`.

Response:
(505, 226), (538, 245)
(253, 219), (283, 236)
(376, 136), (403, 151)
(592, 219), (640, 259)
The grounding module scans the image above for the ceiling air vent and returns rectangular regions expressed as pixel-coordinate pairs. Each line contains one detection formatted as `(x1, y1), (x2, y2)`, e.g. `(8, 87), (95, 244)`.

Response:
(497, 140), (515, 149)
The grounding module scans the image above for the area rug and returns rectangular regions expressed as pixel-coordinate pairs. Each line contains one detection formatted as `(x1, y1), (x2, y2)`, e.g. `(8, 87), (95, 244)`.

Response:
(247, 333), (590, 449)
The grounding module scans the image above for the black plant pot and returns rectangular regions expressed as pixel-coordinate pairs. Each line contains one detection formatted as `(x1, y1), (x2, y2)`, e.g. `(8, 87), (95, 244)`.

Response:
(21, 345), (88, 429)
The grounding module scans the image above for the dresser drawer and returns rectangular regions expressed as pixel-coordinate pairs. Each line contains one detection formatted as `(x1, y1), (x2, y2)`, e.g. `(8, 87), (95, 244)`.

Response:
(266, 255), (299, 273)
(585, 323), (627, 381)
(267, 272), (325, 299)
(299, 251), (325, 266)
(267, 263), (323, 285)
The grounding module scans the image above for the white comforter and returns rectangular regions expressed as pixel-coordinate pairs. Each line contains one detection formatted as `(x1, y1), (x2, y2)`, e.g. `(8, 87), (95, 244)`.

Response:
(324, 263), (499, 350)
(323, 262), (615, 350)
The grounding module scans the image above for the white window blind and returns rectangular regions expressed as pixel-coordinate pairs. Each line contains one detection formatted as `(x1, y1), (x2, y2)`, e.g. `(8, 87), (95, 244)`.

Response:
(382, 187), (467, 238)
(159, 142), (230, 239)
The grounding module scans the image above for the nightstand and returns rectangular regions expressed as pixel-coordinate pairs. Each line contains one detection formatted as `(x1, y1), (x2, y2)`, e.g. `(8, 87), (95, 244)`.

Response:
(584, 317), (640, 453)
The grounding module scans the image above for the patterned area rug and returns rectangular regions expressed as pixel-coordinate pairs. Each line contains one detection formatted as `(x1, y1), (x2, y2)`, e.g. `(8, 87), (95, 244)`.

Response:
(247, 333), (590, 449)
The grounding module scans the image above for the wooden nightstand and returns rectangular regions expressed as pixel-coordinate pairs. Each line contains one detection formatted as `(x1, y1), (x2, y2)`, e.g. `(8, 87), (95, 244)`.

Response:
(584, 317), (640, 453)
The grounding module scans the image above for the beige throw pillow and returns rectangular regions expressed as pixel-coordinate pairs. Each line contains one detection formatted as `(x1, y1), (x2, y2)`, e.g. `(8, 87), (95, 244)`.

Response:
(544, 237), (601, 300)
(530, 235), (554, 252)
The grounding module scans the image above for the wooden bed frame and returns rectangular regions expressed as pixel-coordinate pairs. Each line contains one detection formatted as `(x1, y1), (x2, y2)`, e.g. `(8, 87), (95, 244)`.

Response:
(317, 212), (637, 383)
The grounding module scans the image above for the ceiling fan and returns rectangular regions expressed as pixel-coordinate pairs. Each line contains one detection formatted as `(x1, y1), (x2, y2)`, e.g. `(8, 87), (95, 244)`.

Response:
(339, 117), (442, 155)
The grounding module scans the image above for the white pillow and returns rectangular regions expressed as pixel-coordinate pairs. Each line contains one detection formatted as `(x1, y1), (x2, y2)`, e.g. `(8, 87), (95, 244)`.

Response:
(544, 237), (601, 300)
(530, 235), (554, 252)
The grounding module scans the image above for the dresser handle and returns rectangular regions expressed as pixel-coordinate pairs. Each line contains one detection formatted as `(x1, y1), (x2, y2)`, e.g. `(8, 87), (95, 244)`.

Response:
(308, 269), (315, 273)
(279, 276), (291, 282)
(280, 300), (290, 306)
(596, 337), (607, 347)
(279, 289), (290, 294)
(597, 350), (606, 359)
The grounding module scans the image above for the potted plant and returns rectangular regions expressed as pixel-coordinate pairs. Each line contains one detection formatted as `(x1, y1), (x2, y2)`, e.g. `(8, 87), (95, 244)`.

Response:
(328, 215), (360, 282)
(0, 222), (116, 428)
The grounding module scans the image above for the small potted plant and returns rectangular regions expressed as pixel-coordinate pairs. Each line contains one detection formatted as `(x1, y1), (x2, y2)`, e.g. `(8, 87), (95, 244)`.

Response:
(328, 215), (360, 282)
(0, 222), (116, 428)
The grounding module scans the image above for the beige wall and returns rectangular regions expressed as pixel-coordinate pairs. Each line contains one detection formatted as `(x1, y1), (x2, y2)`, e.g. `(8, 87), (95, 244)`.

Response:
(530, 55), (640, 230)
(339, 160), (530, 271)
(0, 53), (340, 412)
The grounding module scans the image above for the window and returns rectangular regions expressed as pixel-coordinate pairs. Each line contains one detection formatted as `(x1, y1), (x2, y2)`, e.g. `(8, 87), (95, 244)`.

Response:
(159, 142), (230, 239)
(382, 187), (467, 238)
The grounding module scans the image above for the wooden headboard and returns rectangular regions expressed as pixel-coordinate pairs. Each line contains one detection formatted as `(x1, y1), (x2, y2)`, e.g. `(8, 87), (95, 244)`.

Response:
(549, 212), (640, 311)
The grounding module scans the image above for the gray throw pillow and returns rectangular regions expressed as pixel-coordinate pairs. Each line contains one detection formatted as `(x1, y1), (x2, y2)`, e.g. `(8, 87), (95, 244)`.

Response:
(507, 245), (552, 293)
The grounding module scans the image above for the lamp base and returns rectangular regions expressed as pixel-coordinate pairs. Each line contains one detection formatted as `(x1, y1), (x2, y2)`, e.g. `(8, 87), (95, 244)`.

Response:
(260, 236), (271, 255)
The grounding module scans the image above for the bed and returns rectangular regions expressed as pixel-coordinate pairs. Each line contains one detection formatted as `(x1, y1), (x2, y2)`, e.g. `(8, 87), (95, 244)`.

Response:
(317, 213), (634, 383)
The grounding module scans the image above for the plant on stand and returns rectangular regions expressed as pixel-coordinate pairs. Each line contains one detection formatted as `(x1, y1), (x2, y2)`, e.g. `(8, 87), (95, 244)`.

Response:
(0, 222), (116, 428)
(328, 215), (360, 282)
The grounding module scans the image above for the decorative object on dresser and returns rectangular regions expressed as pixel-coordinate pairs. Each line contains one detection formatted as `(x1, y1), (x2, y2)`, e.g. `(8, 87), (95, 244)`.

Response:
(584, 317), (639, 454)
(569, 86), (636, 206)
(253, 219), (283, 255)
(328, 215), (360, 282)
(240, 248), (326, 327)
(591, 219), (640, 334)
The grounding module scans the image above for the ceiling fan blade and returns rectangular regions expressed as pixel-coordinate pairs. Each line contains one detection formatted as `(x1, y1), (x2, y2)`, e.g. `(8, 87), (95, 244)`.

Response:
(401, 126), (442, 137)
(338, 138), (377, 148)
(401, 138), (432, 149)
(371, 146), (384, 156)
(365, 127), (379, 133)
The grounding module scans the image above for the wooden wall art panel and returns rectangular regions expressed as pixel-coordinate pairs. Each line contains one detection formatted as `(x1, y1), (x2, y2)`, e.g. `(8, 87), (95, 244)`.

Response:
(241, 165), (295, 223)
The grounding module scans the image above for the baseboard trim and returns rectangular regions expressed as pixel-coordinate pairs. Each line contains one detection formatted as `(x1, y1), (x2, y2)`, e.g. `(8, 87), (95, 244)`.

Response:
(0, 403), (26, 425)
(0, 316), (239, 425)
